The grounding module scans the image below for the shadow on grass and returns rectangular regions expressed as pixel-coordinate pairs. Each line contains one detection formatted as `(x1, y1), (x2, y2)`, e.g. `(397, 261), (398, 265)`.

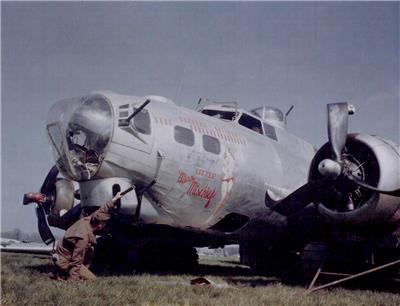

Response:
(25, 263), (54, 274)
(23, 257), (399, 293)
(25, 259), (253, 277)
(25, 261), (279, 289)
(225, 277), (279, 287)
(93, 262), (255, 278)
(193, 263), (253, 277)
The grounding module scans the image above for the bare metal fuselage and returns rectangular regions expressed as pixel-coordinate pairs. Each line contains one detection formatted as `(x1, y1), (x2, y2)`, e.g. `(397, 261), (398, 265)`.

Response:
(46, 91), (315, 235)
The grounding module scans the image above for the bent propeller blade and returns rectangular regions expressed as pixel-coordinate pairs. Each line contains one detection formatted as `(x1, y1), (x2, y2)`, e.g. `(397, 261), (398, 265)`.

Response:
(266, 178), (333, 216)
(35, 205), (55, 245)
(40, 165), (59, 194)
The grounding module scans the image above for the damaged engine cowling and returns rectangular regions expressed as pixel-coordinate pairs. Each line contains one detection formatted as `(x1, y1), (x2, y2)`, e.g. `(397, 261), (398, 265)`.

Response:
(309, 134), (400, 225)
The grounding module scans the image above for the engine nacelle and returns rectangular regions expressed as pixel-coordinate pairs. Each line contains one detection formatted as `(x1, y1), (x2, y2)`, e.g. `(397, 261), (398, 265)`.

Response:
(51, 179), (75, 215)
(309, 134), (400, 225)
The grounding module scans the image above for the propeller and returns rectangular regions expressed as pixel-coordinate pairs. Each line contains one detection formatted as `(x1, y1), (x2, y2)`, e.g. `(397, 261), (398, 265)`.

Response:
(327, 103), (353, 162)
(23, 166), (59, 245)
(23, 165), (59, 211)
(346, 174), (400, 197)
(323, 102), (399, 196)
(266, 178), (333, 216)
(40, 166), (59, 196)
(269, 102), (399, 216)
(317, 103), (355, 178)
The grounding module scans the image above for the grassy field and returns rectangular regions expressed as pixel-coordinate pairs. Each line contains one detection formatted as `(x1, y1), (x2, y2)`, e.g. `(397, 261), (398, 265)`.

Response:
(1, 252), (399, 306)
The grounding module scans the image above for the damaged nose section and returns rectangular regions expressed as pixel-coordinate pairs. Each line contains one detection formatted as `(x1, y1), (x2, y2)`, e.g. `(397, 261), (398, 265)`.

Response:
(46, 94), (113, 181)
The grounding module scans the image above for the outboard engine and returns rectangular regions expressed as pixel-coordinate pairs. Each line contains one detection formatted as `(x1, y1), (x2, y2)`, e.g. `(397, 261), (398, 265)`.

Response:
(309, 134), (400, 225)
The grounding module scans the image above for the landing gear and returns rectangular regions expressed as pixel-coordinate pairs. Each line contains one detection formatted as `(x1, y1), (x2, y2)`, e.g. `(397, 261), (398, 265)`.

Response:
(301, 242), (328, 282)
(240, 241), (302, 281)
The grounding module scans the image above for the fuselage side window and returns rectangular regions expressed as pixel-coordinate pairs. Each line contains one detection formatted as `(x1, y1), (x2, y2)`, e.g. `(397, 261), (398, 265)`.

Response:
(202, 135), (221, 154)
(238, 114), (264, 135)
(263, 122), (278, 141)
(174, 126), (195, 146)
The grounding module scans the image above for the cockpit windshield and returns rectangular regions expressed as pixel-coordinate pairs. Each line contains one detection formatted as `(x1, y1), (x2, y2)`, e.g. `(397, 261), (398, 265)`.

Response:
(251, 107), (284, 122)
(46, 95), (113, 181)
(201, 109), (237, 121)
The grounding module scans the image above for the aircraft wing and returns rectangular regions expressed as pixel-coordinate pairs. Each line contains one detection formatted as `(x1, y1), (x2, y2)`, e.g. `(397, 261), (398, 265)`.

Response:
(0, 238), (52, 255)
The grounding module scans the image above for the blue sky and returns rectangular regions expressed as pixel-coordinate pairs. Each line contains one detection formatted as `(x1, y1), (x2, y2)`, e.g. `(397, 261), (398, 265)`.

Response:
(2, 2), (398, 233)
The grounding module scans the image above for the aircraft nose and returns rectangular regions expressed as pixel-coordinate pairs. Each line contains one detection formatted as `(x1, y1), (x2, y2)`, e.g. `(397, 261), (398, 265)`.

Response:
(46, 94), (114, 180)
(68, 96), (113, 140)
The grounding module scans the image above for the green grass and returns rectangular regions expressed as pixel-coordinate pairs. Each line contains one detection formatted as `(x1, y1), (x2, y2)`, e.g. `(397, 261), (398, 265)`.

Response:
(1, 253), (399, 306)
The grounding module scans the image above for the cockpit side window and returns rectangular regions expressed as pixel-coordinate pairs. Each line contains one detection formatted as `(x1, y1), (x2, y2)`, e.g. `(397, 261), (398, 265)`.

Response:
(263, 122), (278, 141)
(174, 126), (195, 146)
(132, 108), (151, 135)
(238, 114), (264, 135)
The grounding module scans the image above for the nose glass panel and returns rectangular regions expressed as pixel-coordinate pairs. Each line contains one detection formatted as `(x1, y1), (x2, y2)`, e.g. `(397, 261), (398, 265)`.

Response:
(46, 95), (113, 181)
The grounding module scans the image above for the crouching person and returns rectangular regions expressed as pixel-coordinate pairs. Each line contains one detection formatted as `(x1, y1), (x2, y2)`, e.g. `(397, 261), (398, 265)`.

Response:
(51, 192), (122, 281)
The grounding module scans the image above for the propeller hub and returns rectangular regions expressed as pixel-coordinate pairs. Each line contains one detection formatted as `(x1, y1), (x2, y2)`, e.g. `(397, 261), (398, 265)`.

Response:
(318, 159), (342, 178)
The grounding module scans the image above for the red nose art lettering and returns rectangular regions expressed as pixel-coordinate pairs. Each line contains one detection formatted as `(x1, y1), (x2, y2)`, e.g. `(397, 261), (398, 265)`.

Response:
(177, 171), (217, 208)
(177, 171), (195, 184)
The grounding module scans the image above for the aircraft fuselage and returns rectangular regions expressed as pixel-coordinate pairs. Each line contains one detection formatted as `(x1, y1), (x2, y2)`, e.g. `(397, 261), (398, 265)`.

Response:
(46, 91), (315, 233)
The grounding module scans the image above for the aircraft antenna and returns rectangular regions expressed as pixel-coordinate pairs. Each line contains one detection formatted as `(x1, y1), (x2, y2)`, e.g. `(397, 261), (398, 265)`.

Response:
(285, 105), (294, 118)
(196, 98), (212, 111)
(195, 98), (202, 110)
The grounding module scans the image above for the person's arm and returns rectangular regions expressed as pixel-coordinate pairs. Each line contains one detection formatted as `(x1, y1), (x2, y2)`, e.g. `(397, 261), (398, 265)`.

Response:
(93, 192), (123, 217)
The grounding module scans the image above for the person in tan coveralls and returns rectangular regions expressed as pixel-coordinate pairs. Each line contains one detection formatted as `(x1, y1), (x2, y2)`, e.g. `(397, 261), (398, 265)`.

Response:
(51, 192), (122, 281)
